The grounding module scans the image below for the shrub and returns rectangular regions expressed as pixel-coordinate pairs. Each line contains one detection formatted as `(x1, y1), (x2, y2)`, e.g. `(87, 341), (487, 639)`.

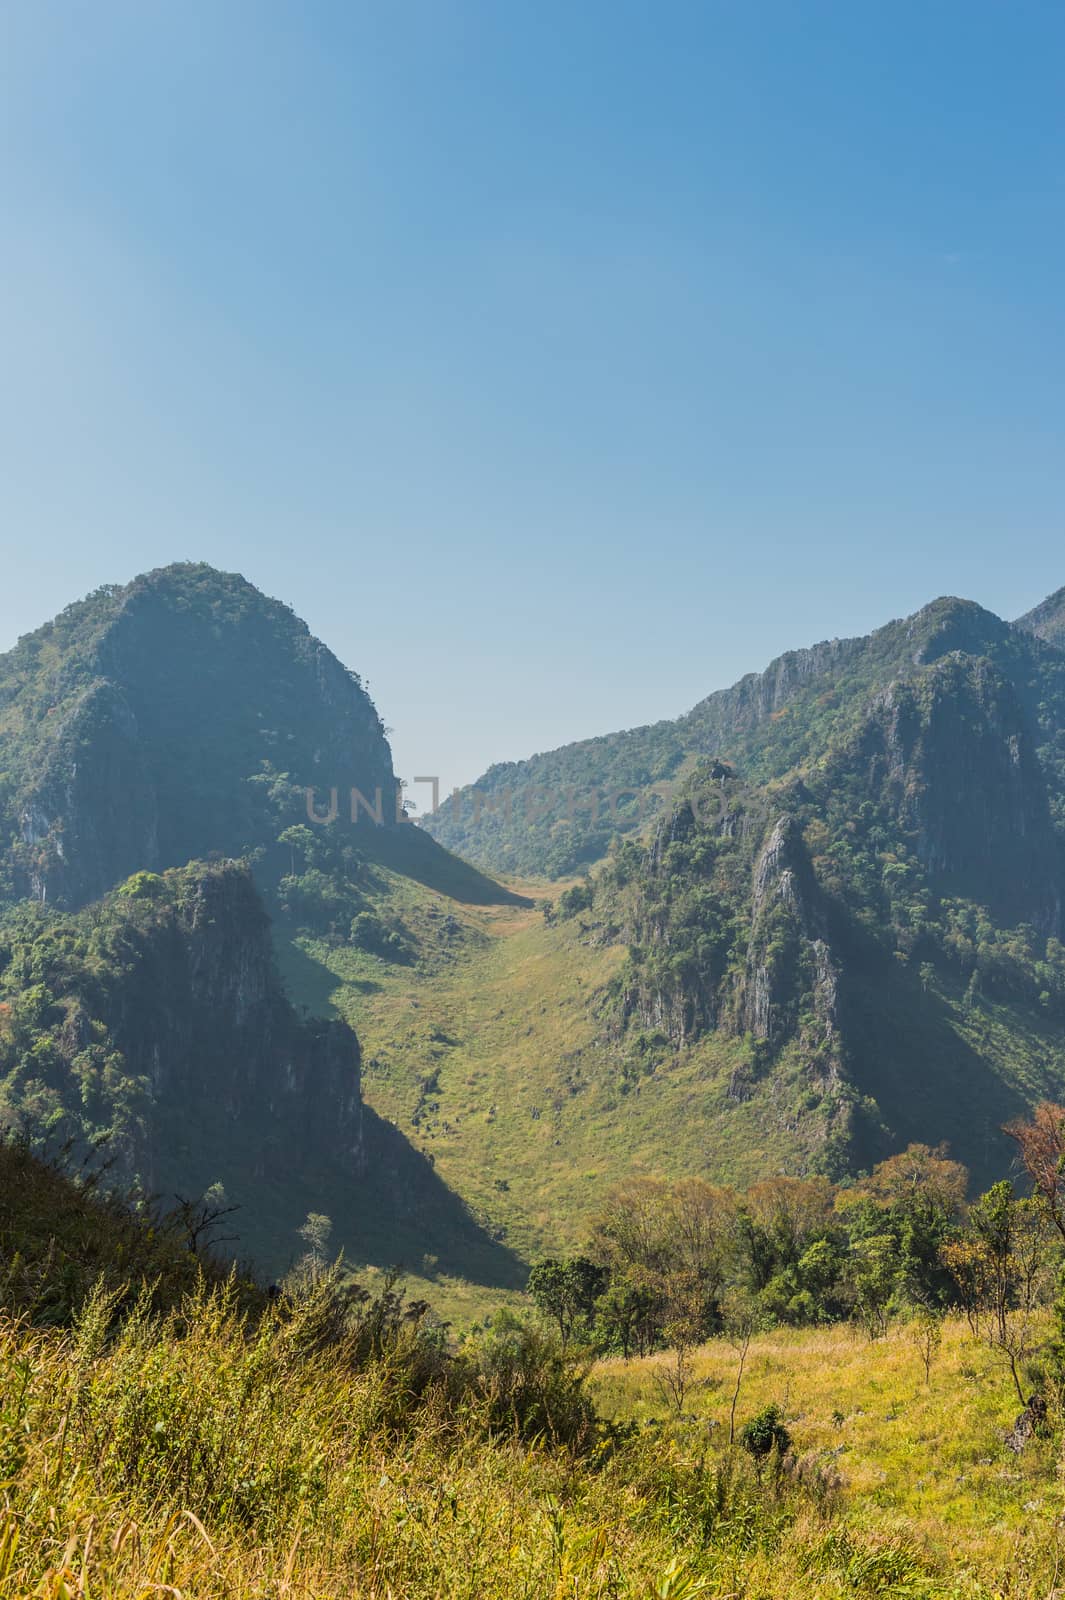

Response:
(457, 1310), (598, 1451)
(740, 1403), (791, 1461)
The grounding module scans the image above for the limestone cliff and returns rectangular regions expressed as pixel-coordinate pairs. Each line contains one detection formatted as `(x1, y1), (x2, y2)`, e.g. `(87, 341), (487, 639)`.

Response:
(1, 564), (396, 908)
(0, 861), (363, 1204)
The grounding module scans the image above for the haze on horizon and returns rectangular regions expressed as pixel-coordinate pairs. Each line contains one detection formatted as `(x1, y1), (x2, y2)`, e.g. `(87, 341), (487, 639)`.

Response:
(1, 1), (1062, 795)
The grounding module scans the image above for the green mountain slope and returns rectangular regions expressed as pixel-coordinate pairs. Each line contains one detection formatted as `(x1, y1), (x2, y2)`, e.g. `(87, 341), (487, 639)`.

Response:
(5, 567), (1065, 1298)
(391, 587), (1065, 1216)
(1017, 584), (1065, 650)
(423, 595), (1065, 877)
(0, 562), (516, 911)
(0, 859), (522, 1283)
(280, 845), (1065, 1273)
(0, 565), (526, 1284)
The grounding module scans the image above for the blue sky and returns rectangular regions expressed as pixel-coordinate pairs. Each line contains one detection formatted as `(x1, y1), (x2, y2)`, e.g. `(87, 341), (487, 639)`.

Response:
(1, 1), (1063, 796)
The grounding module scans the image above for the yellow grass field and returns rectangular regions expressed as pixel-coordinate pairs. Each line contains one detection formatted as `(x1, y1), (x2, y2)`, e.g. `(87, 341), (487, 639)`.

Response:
(592, 1315), (1064, 1585)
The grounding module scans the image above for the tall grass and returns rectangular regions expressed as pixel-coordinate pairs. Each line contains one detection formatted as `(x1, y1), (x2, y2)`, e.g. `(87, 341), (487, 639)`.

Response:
(3, 1139), (1063, 1598)
(2, 1277), (1057, 1598)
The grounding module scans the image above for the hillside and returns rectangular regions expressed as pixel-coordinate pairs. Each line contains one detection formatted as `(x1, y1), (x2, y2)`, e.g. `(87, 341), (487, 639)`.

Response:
(0, 562), (515, 912)
(3, 1130), (1065, 1598)
(375, 588), (1065, 1219)
(1017, 585), (1065, 650)
(279, 851), (1065, 1281)
(5, 568), (1065, 1301)
(424, 595), (1065, 877)
(0, 566), (525, 1284)
(0, 860), (521, 1284)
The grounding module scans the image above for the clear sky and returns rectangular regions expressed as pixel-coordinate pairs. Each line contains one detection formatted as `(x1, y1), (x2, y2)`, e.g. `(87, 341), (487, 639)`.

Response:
(1, 1), (1063, 797)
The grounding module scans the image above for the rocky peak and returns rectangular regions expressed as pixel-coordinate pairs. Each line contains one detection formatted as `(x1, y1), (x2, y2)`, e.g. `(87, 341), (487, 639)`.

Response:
(1015, 585), (1065, 651)
(905, 596), (1013, 665)
(853, 656), (1062, 932)
(1, 565), (397, 908)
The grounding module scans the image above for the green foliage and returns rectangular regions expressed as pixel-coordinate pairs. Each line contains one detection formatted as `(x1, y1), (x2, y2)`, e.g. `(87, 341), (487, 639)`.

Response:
(457, 1309), (598, 1449)
(4, 1103), (1065, 1596)
(546, 1149), (1033, 1358)
(527, 1256), (606, 1346)
(0, 1135), (257, 1325)
(740, 1402), (791, 1460)
(0, 860), (379, 1276)
(116, 871), (165, 899)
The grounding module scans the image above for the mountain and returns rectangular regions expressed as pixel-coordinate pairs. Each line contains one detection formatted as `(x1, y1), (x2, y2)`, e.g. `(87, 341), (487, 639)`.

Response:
(1017, 585), (1065, 651)
(7, 566), (1065, 1291)
(386, 588), (1065, 1200)
(0, 562), (517, 911)
(423, 595), (1065, 879)
(0, 860), (362, 1241)
(0, 565), (525, 1283)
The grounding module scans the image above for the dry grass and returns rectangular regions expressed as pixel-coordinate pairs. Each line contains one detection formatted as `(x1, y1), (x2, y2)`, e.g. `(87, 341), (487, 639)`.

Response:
(4, 1281), (1065, 1597)
(592, 1315), (1065, 1584)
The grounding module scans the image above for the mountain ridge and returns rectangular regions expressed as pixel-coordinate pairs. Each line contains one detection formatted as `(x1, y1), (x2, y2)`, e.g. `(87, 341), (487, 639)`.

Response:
(423, 591), (1065, 878)
(5, 567), (1065, 1285)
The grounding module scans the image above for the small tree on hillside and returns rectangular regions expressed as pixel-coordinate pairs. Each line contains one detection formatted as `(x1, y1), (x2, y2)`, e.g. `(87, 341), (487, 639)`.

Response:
(171, 1184), (240, 1256)
(295, 1212), (334, 1284)
(593, 1271), (659, 1359)
(945, 1182), (1048, 1405)
(1005, 1102), (1065, 1242)
(909, 1306), (944, 1386)
(527, 1257), (606, 1349)
(722, 1289), (765, 1447)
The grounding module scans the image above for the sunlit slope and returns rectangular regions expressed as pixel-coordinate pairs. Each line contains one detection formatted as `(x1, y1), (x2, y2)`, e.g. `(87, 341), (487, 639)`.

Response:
(592, 1315), (1056, 1580)
(276, 864), (1065, 1278)
(276, 873), (817, 1265)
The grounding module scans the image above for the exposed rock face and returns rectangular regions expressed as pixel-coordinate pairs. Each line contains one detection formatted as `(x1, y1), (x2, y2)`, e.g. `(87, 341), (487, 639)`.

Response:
(18, 680), (162, 905)
(61, 862), (363, 1195)
(685, 638), (863, 746)
(853, 658), (1062, 932)
(620, 798), (842, 1073)
(741, 816), (840, 1065)
(3, 565), (397, 908)
(1016, 586), (1065, 651)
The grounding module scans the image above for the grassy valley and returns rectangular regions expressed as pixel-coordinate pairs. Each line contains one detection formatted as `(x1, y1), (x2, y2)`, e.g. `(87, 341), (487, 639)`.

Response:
(276, 852), (1065, 1312)
(6, 570), (1065, 1596)
(278, 872), (811, 1272)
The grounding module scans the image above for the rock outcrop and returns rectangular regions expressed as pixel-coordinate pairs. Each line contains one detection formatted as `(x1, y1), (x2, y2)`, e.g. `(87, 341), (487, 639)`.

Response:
(2, 564), (397, 908)
(851, 657), (1062, 932)
(740, 816), (840, 1059)
(0, 860), (364, 1200)
(1016, 586), (1065, 651)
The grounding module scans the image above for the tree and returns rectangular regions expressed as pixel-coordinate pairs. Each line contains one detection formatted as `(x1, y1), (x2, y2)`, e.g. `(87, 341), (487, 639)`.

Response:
(948, 1182), (1049, 1405)
(527, 1257), (606, 1348)
(294, 1212), (334, 1284)
(170, 1184), (240, 1256)
(592, 1272), (658, 1359)
(278, 824), (317, 878)
(740, 1403), (791, 1462)
(844, 1230), (899, 1339)
(909, 1307), (944, 1386)
(858, 1143), (968, 1216)
(652, 1340), (707, 1417)
(588, 1176), (734, 1348)
(736, 1176), (833, 1293)
(1005, 1102), (1065, 1242)
(722, 1289), (765, 1447)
